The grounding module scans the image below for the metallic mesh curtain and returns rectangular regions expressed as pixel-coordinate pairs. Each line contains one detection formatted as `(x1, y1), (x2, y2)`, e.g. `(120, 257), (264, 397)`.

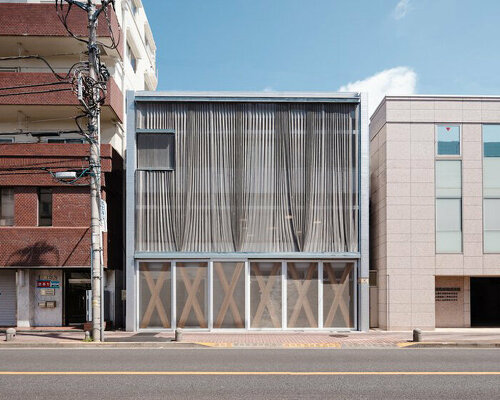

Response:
(135, 101), (358, 253)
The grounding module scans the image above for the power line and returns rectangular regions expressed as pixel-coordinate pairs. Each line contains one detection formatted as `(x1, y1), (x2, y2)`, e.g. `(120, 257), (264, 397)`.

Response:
(0, 88), (72, 97)
(0, 130), (81, 136)
(0, 81), (70, 91)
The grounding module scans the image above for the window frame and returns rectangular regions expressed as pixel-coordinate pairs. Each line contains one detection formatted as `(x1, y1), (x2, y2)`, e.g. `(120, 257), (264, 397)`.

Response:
(127, 43), (138, 74)
(435, 124), (462, 157)
(136, 129), (176, 171)
(435, 159), (463, 254)
(0, 137), (14, 144)
(0, 187), (15, 226)
(482, 124), (500, 253)
(38, 187), (53, 227)
(46, 138), (85, 144)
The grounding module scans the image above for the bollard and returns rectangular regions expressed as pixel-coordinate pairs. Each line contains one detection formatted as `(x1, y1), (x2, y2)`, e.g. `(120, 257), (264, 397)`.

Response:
(413, 328), (422, 342)
(174, 328), (183, 342)
(6, 328), (16, 342)
(84, 331), (91, 341)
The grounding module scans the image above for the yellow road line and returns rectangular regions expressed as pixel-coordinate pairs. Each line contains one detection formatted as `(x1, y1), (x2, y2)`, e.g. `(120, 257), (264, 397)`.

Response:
(0, 371), (499, 376)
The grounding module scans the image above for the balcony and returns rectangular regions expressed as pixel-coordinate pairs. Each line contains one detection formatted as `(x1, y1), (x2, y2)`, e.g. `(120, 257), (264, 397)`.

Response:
(0, 72), (123, 122)
(0, 3), (123, 59)
(0, 143), (114, 186)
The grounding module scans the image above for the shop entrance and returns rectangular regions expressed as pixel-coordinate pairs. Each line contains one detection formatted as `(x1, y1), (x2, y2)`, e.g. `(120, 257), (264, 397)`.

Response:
(137, 259), (356, 330)
(471, 278), (500, 327)
(64, 271), (91, 325)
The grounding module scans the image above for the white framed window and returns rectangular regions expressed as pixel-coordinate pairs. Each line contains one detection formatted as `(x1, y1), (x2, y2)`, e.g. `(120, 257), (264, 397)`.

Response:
(483, 124), (500, 252)
(436, 160), (462, 253)
(436, 125), (461, 156)
(484, 199), (500, 253)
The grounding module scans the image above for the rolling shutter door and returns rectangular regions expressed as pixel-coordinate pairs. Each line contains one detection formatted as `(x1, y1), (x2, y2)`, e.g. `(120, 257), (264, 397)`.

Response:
(0, 270), (16, 326)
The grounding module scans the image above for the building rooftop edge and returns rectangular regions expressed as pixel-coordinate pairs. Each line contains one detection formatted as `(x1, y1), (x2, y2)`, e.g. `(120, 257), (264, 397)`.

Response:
(133, 91), (361, 101)
(371, 94), (500, 121)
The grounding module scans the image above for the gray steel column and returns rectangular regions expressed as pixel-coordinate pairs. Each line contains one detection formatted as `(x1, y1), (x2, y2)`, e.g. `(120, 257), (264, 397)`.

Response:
(359, 92), (370, 331)
(125, 91), (137, 331)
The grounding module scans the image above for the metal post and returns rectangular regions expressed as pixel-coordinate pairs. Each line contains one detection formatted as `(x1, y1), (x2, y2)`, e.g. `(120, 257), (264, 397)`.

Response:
(87, 1), (103, 342)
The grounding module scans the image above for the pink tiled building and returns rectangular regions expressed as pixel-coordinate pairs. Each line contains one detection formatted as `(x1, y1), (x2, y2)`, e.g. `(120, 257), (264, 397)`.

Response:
(370, 95), (500, 330)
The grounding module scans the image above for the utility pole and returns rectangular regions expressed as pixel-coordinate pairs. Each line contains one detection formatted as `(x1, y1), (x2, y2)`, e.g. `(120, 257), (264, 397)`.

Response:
(56, 0), (117, 342)
(87, 0), (103, 343)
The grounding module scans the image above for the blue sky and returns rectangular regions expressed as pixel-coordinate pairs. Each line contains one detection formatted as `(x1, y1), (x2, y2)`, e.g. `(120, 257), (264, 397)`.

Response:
(142, 0), (500, 113)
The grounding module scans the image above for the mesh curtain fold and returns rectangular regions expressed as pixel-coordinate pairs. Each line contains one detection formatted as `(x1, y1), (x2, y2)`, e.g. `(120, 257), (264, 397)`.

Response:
(135, 102), (358, 253)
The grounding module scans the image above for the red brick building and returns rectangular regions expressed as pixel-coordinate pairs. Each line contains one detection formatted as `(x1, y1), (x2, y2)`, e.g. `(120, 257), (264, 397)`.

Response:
(0, 143), (123, 327)
(0, 0), (157, 327)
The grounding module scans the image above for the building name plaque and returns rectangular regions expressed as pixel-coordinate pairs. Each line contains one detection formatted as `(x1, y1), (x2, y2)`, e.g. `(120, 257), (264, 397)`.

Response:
(435, 287), (461, 302)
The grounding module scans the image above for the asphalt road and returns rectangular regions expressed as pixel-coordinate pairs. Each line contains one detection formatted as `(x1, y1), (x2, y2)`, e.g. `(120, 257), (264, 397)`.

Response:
(0, 348), (499, 399)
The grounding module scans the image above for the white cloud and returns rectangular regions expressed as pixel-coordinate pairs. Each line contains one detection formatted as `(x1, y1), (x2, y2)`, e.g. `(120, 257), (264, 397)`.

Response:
(393, 0), (411, 20)
(338, 66), (417, 117)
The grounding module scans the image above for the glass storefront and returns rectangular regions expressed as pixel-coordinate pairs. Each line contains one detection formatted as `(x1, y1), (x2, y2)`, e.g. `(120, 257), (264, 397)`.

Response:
(137, 260), (356, 330)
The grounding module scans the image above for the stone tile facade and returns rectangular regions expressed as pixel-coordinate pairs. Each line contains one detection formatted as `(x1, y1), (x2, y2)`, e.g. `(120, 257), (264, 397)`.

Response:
(370, 96), (500, 330)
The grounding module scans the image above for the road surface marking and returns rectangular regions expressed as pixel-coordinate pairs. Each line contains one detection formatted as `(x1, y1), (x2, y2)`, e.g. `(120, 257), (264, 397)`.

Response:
(0, 371), (499, 376)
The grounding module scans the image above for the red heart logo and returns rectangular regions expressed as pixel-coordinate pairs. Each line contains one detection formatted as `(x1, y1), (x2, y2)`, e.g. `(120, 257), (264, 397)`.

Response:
(446, 127), (451, 131)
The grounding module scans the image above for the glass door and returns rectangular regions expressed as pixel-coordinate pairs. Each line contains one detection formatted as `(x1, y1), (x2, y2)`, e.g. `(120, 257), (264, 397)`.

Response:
(176, 261), (208, 328)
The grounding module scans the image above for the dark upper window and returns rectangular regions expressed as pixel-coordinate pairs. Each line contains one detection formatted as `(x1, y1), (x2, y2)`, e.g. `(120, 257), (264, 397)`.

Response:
(38, 188), (52, 227)
(137, 131), (175, 170)
(127, 43), (137, 73)
(0, 188), (14, 226)
(0, 138), (14, 143)
(483, 125), (500, 157)
(47, 138), (85, 144)
(437, 125), (460, 155)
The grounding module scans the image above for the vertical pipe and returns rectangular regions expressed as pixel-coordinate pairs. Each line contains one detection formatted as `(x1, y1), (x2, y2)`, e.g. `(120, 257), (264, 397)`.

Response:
(359, 93), (370, 331)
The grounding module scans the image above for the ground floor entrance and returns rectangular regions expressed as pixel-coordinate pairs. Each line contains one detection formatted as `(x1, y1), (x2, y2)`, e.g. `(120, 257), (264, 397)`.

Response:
(64, 270), (91, 325)
(471, 277), (500, 327)
(137, 259), (357, 330)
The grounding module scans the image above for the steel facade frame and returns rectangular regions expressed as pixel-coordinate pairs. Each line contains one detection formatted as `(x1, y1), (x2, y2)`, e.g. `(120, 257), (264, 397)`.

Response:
(126, 91), (369, 332)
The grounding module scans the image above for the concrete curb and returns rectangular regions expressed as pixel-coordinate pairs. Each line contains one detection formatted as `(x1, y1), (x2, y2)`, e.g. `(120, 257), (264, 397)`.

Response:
(0, 342), (203, 349)
(2, 341), (500, 349)
(400, 342), (500, 349)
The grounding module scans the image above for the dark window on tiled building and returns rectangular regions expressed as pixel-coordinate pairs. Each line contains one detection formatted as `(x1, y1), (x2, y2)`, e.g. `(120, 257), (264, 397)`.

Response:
(38, 188), (52, 226)
(0, 188), (14, 226)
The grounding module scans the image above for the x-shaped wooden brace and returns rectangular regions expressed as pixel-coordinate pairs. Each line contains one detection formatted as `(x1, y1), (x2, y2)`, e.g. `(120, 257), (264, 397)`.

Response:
(214, 263), (245, 328)
(287, 263), (318, 328)
(177, 266), (207, 328)
(140, 264), (170, 329)
(323, 264), (353, 327)
(251, 263), (281, 328)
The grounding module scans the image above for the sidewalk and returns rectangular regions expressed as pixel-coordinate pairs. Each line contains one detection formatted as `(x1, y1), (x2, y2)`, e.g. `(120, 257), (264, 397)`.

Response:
(1, 328), (499, 348)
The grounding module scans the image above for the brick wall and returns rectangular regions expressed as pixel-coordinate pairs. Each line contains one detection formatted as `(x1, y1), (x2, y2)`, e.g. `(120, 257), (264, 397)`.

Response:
(0, 3), (122, 56)
(52, 187), (90, 227)
(0, 144), (122, 268)
(0, 73), (123, 121)
(13, 187), (38, 227)
(0, 3), (118, 37)
(0, 228), (91, 267)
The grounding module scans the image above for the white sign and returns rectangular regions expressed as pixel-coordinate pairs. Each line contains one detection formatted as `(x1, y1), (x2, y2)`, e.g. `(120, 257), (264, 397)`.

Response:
(100, 199), (108, 232)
